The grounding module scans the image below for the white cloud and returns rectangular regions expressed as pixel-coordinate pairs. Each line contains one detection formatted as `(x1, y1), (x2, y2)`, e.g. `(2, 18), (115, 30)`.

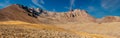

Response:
(101, 0), (120, 12)
(70, 0), (75, 6)
(0, 0), (11, 8)
(40, 0), (45, 4)
(86, 6), (106, 18)
(86, 6), (99, 13)
(69, 0), (75, 10)
(31, 0), (45, 9)
(88, 6), (96, 11)
(29, 4), (37, 8)
(52, 8), (56, 12)
(64, 6), (70, 10)
(0, 4), (5, 7)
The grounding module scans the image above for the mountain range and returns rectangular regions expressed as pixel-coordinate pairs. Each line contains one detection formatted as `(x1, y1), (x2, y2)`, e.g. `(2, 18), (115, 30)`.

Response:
(0, 4), (120, 24)
(0, 4), (120, 38)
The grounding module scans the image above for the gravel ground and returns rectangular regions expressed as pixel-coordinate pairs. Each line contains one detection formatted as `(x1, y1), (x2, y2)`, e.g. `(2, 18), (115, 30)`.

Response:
(0, 25), (83, 38)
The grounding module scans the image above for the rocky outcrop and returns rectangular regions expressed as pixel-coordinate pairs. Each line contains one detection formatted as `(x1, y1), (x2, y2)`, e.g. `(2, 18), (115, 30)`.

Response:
(39, 9), (96, 23)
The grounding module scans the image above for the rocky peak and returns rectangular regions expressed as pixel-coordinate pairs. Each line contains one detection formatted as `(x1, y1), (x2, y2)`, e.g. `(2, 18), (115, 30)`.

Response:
(66, 9), (86, 17)
(69, 9), (96, 22)
(38, 9), (96, 23)
(0, 4), (96, 23)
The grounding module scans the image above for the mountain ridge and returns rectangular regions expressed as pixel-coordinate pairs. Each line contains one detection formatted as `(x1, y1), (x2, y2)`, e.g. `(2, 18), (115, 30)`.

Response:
(0, 4), (120, 24)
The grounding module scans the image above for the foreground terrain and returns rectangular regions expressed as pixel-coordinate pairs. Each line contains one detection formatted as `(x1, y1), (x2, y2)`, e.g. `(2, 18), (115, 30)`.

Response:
(54, 22), (120, 38)
(0, 21), (115, 38)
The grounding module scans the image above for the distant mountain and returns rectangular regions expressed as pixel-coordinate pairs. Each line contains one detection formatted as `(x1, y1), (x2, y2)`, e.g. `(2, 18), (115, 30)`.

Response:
(39, 9), (96, 23)
(0, 4), (120, 24)
(100, 16), (120, 23)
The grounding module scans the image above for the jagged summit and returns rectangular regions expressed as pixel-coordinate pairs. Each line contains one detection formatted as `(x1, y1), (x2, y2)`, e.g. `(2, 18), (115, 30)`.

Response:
(0, 4), (120, 24)
(38, 8), (96, 23)
(0, 4), (96, 23)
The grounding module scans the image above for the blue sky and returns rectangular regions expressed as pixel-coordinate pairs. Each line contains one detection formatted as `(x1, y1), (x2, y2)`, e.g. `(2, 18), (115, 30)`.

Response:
(0, 0), (120, 18)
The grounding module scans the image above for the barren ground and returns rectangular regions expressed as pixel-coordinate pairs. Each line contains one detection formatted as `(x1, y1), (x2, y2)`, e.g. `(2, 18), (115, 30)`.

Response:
(0, 21), (116, 38)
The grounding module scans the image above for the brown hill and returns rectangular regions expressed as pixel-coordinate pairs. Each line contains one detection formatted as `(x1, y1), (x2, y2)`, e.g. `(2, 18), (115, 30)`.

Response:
(0, 4), (40, 23)
(97, 16), (120, 23)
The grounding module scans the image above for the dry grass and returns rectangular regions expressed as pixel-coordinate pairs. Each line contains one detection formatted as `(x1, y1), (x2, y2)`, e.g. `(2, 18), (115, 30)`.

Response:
(0, 21), (116, 38)
(54, 22), (120, 38)
(0, 21), (81, 38)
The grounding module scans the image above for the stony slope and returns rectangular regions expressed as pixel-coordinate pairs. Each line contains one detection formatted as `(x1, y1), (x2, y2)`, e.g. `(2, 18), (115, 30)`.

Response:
(0, 4), (40, 23)
(0, 21), (116, 38)
(54, 22), (120, 38)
